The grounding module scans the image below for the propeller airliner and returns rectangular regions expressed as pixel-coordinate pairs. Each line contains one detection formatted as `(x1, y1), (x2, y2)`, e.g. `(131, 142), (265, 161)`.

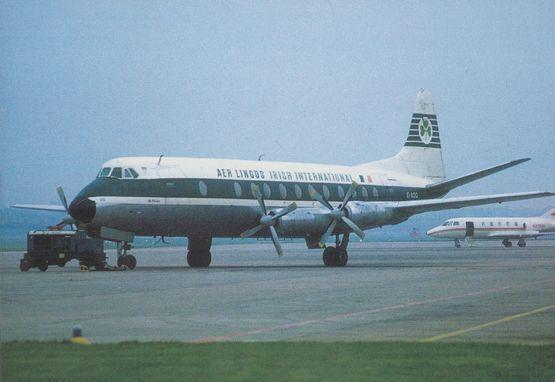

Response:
(13, 90), (554, 268)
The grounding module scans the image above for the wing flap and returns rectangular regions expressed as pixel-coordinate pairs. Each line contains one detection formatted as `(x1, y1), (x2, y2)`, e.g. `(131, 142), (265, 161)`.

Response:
(487, 230), (541, 239)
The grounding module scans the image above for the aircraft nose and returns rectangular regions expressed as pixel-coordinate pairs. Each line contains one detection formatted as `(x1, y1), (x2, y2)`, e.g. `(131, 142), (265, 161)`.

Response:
(68, 197), (96, 223)
(426, 227), (437, 236)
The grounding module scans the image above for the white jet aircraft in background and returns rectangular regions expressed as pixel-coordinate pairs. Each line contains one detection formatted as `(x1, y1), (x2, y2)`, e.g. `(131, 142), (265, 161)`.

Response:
(427, 208), (555, 248)
(13, 90), (554, 268)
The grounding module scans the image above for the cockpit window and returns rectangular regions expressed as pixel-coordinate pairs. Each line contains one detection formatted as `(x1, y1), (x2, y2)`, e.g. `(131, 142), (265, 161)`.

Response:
(110, 167), (123, 178)
(123, 168), (139, 179)
(98, 167), (111, 177)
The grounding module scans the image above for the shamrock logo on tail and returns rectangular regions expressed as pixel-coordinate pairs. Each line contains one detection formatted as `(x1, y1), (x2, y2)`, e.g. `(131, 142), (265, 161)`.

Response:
(418, 117), (433, 144)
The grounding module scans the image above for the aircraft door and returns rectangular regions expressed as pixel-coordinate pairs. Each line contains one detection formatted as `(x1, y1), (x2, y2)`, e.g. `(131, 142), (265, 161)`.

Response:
(465, 221), (475, 237)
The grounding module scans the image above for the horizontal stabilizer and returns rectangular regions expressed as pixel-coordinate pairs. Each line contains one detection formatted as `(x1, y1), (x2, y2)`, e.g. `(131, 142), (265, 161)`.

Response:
(426, 158), (530, 194)
(394, 191), (554, 215)
(11, 204), (66, 212)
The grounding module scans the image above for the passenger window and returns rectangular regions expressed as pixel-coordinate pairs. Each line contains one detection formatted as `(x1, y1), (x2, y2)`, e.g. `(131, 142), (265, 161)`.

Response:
(338, 186), (345, 199)
(279, 184), (287, 199)
(323, 185), (331, 200)
(294, 184), (302, 199)
(263, 183), (271, 199)
(199, 180), (208, 196)
(110, 167), (122, 178)
(361, 187), (368, 200)
(98, 167), (111, 177)
(482, 222), (486, 226)
(506, 222), (510, 226)
(490, 222), (494, 226)
(233, 182), (242, 197)
(514, 222), (518, 226)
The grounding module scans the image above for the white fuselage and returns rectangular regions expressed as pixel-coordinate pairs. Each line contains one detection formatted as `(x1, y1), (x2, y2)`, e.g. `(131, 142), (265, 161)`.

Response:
(427, 215), (555, 240)
(74, 156), (432, 238)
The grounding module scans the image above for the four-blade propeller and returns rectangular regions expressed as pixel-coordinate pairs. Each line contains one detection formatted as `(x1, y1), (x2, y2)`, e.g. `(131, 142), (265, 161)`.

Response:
(240, 184), (297, 256)
(50, 186), (76, 230)
(308, 182), (365, 247)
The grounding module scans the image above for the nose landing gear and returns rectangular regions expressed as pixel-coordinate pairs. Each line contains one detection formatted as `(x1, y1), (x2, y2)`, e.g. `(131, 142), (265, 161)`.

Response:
(117, 242), (136, 269)
(322, 234), (349, 267)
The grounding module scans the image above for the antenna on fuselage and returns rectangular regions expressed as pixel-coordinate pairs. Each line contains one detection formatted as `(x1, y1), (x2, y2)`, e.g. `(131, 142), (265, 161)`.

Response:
(157, 155), (164, 166)
(258, 154), (264, 161)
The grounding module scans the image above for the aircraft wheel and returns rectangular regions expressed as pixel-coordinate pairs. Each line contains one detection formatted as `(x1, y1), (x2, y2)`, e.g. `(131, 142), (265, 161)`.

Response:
(187, 251), (211, 267)
(336, 249), (348, 267)
(454, 239), (461, 248)
(323, 247), (338, 267)
(517, 240), (526, 248)
(94, 262), (106, 271)
(20, 260), (31, 272)
(502, 239), (512, 248)
(124, 255), (137, 269)
(38, 262), (48, 272)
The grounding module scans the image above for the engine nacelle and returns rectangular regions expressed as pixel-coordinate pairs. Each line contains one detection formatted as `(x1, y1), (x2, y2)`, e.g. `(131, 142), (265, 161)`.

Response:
(345, 202), (399, 230)
(276, 202), (406, 238)
(277, 208), (330, 236)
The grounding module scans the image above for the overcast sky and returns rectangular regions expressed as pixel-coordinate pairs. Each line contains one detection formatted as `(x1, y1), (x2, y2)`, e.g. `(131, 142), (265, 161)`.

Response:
(1, 1), (553, 208)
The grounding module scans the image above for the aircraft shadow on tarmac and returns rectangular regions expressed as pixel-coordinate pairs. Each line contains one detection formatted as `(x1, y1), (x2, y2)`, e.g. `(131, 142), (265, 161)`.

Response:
(130, 263), (461, 271)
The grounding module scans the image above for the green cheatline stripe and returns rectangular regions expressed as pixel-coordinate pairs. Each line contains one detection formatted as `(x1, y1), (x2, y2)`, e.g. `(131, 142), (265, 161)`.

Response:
(410, 123), (438, 128)
(78, 177), (432, 201)
(411, 123), (438, 128)
(412, 113), (437, 118)
(407, 132), (440, 137)
(404, 142), (441, 148)
(406, 137), (441, 143)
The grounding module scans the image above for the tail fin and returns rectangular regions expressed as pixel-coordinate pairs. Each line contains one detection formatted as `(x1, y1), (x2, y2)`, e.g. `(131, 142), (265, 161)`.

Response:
(542, 208), (555, 219)
(359, 90), (445, 182)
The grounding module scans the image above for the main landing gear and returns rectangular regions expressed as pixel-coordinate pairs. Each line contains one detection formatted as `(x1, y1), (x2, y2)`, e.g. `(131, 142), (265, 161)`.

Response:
(454, 239), (461, 248)
(502, 239), (526, 248)
(322, 234), (349, 267)
(187, 237), (212, 268)
(117, 242), (136, 269)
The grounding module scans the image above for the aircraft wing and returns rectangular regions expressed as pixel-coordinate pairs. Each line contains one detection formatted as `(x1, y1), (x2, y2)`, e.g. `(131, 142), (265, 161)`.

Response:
(11, 204), (66, 212)
(486, 230), (547, 239)
(393, 191), (554, 215)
